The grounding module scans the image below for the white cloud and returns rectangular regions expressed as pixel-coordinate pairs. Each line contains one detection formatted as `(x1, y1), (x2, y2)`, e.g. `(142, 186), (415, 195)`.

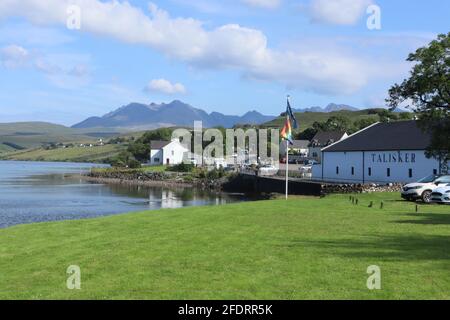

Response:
(145, 79), (187, 95)
(242, 0), (281, 9)
(0, 1), (402, 95)
(305, 0), (373, 25)
(0, 44), (29, 68)
(0, 43), (91, 88)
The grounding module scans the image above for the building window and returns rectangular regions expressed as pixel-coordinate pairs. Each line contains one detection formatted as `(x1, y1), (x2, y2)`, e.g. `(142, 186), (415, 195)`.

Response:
(336, 166), (339, 175)
(171, 150), (174, 156)
(154, 158), (160, 163)
(368, 167), (372, 176)
(433, 169), (438, 175)
(387, 168), (391, 177)
(409, 169), (413, 178)
(351, 167), (355, 176)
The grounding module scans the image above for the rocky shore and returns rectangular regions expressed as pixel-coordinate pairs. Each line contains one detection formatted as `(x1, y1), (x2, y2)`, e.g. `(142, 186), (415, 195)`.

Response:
(82, 169), (231, 191)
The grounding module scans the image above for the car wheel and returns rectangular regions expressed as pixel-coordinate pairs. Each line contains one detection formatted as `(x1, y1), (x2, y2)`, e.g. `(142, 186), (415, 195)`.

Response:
(421, 190), (432, 203)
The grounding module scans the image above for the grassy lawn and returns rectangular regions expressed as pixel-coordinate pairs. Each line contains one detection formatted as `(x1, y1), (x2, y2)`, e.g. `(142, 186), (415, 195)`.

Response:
(142, 165), (167, 172)
(0, 193), (449, 300)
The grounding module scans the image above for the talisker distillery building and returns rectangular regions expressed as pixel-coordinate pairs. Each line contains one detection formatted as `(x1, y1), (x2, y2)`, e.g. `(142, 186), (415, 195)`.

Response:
(312, 121), (447, 184)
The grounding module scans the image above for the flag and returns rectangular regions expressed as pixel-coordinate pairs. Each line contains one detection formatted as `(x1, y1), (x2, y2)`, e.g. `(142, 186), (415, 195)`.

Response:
(286, 96), (298, 129)
(281, 117), (293, 145)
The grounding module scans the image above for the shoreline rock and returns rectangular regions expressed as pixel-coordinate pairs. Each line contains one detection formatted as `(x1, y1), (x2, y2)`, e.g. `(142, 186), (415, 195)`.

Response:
(78, 175), (194, 189)
(78, 169), (230, 191)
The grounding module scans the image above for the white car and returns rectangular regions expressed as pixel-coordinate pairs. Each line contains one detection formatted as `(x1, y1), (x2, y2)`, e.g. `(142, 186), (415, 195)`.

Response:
(430, 184), (450, 204)
(401, 174), (450, 203)
(258, 165), (279, 176)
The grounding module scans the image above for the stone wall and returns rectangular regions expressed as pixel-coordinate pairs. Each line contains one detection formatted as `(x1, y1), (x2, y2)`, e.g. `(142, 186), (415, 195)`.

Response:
(321, 183), (403, 195)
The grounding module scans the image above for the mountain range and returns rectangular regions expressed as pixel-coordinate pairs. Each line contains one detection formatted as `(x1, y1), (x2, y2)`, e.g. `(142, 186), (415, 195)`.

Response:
(72, 100), (407, 130)
(292, 103), (359, 113)
(72, 100), (277, 129)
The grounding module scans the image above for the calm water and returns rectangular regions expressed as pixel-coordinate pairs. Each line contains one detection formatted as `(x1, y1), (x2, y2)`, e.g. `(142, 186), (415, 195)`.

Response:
(0, 161), (246, 228)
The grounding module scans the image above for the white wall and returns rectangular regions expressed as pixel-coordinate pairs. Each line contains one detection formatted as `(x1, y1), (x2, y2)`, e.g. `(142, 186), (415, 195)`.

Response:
(316, 150), (441, 184)
(162, 141), (188, 165)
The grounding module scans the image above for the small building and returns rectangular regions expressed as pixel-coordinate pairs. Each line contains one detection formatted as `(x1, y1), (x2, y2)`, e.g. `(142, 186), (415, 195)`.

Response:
(309, 131), (348, 162)
(150, 140), (189, 166)
(280, 140), (310, 157)
(312, 121), (446, 184)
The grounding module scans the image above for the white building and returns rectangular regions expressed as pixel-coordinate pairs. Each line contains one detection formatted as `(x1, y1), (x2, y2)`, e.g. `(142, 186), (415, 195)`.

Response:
(150, 140), (189, 166)
(309, 131), (348, 162)
(312, 121), (446, 184)
(280, 140), (310, 157)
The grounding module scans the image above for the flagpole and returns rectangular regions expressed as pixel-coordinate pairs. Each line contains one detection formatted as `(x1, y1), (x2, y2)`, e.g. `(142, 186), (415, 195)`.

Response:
(285, 137), (289, 200)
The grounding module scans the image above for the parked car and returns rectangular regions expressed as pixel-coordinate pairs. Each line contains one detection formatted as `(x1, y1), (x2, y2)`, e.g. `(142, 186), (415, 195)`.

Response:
(430, 183), (450, 204)
(288, 158), (299, 164)
(258, 165), (279, 176)
(401, 174), (450, 203)
(299, 165), (312, 173)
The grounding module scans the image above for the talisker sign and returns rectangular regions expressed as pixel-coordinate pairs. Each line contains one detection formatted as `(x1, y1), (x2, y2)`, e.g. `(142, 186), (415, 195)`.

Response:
(370, 152), (417, 164)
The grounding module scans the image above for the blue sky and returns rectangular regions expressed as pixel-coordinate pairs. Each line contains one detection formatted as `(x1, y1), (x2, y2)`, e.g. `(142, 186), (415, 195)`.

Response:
(0, 0), (449, 126)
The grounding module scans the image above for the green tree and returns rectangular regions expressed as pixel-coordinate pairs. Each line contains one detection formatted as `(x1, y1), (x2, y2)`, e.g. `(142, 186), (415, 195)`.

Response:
(312, 116), (352, 132)
(296, 127), (318, 140)
(127, 128), (174, 161)
(387, 33), (450, 173)
(398, 112), (413, 120)
(128, 142), (150, 162)
(376, 109), (398, 123)
(353, 118), (378, 132)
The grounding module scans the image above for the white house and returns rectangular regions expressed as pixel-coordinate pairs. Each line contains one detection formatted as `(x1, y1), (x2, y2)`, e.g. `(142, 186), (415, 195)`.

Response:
(150, 140), (189, 166)
(312, 121), (446, 184)
(309, 131), (348, 162)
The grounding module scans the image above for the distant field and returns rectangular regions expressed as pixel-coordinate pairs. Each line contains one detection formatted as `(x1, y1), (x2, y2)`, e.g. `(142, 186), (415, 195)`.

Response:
(0, 144), (125, 163)
(0, 193), (449, 299)
(0, 143), (15, 154)
(262, 110), (382, 131)
(0, 122), (124, 150)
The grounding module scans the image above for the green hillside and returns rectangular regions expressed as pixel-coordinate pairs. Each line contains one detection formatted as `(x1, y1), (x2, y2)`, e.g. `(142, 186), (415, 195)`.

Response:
(262, 109), (383, 131)
(0, 122), (123, 150)
(1, 144), (126, 163)
(0, 143), (15, 154)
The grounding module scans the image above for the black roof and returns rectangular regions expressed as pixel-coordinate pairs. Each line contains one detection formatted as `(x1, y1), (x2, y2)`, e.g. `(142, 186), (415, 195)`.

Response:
(310, 131), (347, 147)
(323, 121), (431, 152)
(150, 140), (171, 149)
(290, 140), (310, 149)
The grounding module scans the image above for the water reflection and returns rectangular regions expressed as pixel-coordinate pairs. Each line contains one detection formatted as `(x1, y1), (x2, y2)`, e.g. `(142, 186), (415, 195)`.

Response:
(0, 161), (247, 228)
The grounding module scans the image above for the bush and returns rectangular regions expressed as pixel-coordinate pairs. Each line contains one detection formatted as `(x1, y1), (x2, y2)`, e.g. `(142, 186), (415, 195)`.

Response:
(206, 167), (225, 180)
(167, 163), (195, 173)
(109, 151), (141, 168)
(127, 159), (142, 169)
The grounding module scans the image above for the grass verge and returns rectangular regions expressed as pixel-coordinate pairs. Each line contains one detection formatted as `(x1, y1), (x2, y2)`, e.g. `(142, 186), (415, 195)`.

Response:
(0, 193), (449, 299)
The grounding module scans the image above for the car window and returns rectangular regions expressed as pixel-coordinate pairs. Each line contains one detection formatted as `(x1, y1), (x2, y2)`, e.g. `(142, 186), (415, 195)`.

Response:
(436, 176), (450, 184)
(418, 174), (437, 183)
